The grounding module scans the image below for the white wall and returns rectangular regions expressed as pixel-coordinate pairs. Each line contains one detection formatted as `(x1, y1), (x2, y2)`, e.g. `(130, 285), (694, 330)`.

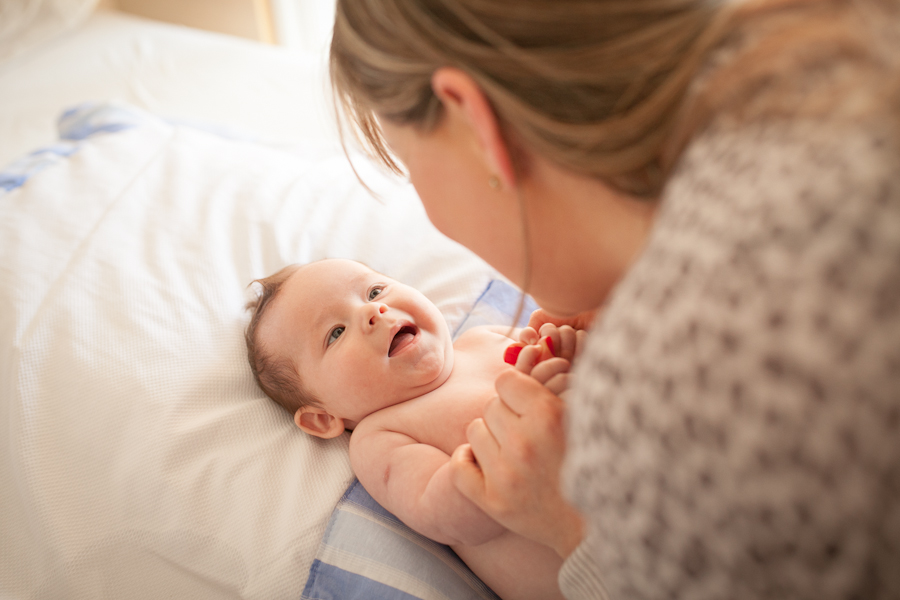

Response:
(100, 0), (335, 52)
(269, 0), (335, 54)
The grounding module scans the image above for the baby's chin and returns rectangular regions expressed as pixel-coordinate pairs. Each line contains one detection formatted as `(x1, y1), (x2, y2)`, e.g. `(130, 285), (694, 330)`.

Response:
(410, 344), (454, 393)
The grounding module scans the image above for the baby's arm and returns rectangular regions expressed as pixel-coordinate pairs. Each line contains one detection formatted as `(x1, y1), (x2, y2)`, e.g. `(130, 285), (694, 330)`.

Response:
(349, 423), (506, 547)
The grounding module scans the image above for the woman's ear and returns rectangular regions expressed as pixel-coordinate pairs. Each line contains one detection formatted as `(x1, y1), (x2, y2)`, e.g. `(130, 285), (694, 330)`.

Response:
(294, 405), (346, 439)
(431, 67), (518, 189)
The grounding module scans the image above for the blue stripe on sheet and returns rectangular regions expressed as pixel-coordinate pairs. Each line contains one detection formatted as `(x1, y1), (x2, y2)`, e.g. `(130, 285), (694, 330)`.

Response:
(0, 144), (79, 197)
(303, 480), (499, 600)
(0, 103), (144, 198)
(452, 279), (538, 339)
(303, 561), (423, 600)
(0, 174), (26, 192)
(58, 103), (143, 141)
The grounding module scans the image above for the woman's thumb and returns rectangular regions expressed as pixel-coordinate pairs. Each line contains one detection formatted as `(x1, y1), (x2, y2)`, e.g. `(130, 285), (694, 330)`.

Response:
(450, 444), (484, 503)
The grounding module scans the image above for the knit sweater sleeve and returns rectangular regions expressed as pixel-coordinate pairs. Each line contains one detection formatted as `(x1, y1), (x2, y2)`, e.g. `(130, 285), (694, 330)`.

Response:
(558, 529), (611, 600)
(558, 113), (900, 599)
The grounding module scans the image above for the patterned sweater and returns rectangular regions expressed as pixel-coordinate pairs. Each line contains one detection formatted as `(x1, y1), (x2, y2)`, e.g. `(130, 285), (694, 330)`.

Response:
(557, 108), (900, 598)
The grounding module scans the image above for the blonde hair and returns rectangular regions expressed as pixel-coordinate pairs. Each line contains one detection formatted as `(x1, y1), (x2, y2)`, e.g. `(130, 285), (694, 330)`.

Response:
(330, 0), (899, 198)
(245, 265), (320, 416)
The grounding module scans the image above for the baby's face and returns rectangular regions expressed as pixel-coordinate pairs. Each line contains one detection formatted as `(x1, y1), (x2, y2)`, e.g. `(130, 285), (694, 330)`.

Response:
(260, 259), (454, 427)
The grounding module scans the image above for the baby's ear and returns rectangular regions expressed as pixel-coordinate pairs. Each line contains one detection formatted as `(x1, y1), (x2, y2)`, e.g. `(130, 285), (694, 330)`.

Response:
(294, 406), (346, 439)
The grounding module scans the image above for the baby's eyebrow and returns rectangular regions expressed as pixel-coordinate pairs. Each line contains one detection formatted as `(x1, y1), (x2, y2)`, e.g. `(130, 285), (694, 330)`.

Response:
(351, 271), (372, 287)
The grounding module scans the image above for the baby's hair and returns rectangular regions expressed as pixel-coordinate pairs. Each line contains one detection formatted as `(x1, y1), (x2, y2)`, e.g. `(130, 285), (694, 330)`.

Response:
(245, 264), (320, 416)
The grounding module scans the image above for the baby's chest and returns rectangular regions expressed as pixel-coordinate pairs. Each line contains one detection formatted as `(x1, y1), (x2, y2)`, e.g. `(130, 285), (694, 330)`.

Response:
(413, 357), (509, 453)
(415, 383), (497, 453)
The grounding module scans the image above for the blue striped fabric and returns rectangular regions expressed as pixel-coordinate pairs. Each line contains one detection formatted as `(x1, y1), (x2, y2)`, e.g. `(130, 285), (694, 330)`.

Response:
(0, 102), (264, 200)
(305, 561), (425, 600)
(452, 279), (538, 339)
(0, 143), (79, 194)
(302, 480), (500, 600)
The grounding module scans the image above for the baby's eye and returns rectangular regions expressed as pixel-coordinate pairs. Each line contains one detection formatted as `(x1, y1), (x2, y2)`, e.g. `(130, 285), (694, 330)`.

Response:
(327, 326), (345, 346)
(368, 286), (384, 301)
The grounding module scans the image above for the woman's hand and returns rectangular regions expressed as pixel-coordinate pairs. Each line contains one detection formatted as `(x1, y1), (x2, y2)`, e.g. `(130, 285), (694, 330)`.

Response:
(449, 367), (584, 559)
(527, 308), (599, 333)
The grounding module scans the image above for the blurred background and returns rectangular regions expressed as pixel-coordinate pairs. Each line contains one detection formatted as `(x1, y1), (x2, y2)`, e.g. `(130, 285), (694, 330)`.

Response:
(100, 0), (337, 54)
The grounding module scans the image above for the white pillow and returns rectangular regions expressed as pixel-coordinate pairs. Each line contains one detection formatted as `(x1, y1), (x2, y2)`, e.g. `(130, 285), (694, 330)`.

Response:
(0, 0), (97, 66)
(0, 104), (498, 599)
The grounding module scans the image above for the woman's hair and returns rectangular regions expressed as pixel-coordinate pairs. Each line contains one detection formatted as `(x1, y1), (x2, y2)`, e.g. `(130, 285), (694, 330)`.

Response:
(330, 0), (899, 198)
(245, 265), (320, 416)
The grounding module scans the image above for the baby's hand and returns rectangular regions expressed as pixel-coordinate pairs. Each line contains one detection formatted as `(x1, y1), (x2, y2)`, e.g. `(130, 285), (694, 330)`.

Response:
(513, 323), (586, 363)
(502, 324), (585, 396)
(504, 345), (571, 396)
(502, 335), (554, 366)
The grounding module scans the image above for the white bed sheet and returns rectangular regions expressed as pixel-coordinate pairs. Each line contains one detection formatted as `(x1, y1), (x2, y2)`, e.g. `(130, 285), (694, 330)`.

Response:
(0, 9), (339, 168)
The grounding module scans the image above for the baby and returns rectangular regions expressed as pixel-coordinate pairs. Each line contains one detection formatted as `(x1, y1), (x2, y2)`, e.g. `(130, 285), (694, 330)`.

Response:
(245, 259), (583, 600)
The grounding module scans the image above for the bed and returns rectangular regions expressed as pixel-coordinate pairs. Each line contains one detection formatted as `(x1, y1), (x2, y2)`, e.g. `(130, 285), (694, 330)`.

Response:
(0, 4), (532, 598)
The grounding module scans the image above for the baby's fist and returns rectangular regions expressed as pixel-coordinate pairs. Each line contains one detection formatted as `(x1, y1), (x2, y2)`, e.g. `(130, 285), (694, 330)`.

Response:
(504, 335), (555, 367)
(536, 323), (585, 363)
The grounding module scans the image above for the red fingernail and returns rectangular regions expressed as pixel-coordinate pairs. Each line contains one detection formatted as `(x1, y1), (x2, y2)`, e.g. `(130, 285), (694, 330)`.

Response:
(504, 343), (525, 365)
(543, 336), (555, 356)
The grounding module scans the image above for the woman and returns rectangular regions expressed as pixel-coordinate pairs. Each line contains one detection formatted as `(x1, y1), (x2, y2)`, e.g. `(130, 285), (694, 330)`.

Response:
(329, 0), (900, 598)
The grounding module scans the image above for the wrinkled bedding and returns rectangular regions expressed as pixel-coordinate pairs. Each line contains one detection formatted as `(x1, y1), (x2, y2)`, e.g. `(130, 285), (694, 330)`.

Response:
(0, 102), (501, 599)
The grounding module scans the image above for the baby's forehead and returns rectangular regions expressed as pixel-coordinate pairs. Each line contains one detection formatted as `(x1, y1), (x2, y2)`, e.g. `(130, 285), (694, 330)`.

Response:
(291, 259), (383, 290)
(282, 260), (404, 323)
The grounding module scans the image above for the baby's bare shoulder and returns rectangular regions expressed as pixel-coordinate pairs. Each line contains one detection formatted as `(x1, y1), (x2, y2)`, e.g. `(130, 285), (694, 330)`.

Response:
(352, 402), (419, 441)
(349, 395), (456, 473)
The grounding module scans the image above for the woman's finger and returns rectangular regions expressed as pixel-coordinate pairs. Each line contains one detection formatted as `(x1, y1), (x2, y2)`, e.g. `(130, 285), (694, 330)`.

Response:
(449, 443), (486, 505)
(542, 373), (571, 396)
(494, 368), (562, 422)
(557, 326), (578, 361)
(465, 417), (501, 465)
(529, 357), (570, 386)
(482, 394), (520, 448)
(514, 344), (542, 374)
(527, 308), (598, 332)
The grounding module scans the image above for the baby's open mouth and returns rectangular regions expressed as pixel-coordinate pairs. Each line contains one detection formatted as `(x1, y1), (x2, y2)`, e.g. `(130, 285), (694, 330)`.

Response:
(389, 325), (418, 357)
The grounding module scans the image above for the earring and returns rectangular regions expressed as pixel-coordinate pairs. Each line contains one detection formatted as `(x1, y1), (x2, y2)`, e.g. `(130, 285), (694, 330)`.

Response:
(488, 175), (500, 189)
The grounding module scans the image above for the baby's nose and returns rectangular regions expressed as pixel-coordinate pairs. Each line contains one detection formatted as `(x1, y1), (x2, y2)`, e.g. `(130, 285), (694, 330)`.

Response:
(369, 303), (388, 325)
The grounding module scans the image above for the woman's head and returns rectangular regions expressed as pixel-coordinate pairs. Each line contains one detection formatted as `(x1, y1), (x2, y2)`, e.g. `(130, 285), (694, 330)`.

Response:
(331, 0), (899, 315)
(330, 0), (733, 198)
(331, 0), (735, 314)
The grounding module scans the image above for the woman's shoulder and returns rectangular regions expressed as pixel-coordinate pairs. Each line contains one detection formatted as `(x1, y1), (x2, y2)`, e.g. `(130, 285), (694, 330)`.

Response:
(565, 104), (900, 600)
(672, 0), (900, 168)
(599, 107), (900, 356)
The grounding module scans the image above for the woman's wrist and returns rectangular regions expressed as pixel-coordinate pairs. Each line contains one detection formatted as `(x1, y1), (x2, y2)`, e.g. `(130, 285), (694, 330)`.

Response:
(551, 504), (585, 559)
